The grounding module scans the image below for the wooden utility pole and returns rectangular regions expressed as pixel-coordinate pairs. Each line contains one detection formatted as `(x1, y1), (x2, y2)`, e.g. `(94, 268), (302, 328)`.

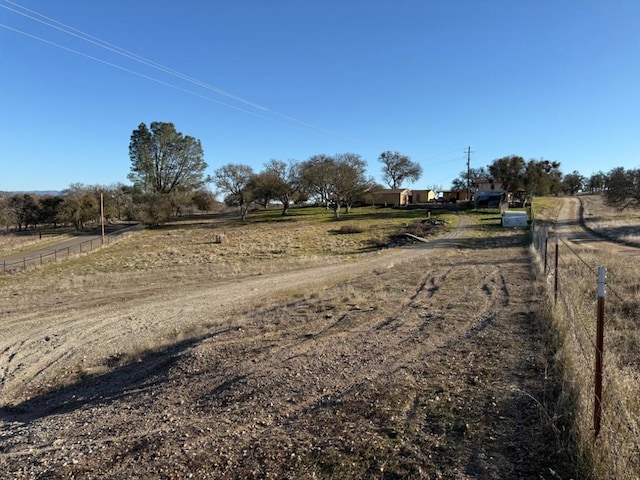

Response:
(466, 146), (471, 201)
(100, 192), (105, 246)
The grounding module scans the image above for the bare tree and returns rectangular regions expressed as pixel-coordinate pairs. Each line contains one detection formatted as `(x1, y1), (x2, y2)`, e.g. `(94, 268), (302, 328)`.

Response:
(263, 159), (300, 215)
(59, 185), (99, 230)
(379, 151), (422, 189)
(299, 154), (335, 207)
(214, 164), (256, 221)
(301, 153), (373, 219)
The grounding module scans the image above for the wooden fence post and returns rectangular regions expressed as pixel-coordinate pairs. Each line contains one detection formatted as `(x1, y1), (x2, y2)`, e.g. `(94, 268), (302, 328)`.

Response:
(554, 235), (559, 304)
(544, 228), (549, 277)
(594, 266), (606, 439)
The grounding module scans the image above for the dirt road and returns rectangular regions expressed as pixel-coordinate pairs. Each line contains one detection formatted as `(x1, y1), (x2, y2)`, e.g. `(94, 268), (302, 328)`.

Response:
(0, 214), (573, 479)
(555, 197), (640, 255)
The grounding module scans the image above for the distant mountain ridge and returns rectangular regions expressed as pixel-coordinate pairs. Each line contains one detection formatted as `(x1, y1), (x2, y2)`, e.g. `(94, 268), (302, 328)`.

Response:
(1, 191), (62, 196)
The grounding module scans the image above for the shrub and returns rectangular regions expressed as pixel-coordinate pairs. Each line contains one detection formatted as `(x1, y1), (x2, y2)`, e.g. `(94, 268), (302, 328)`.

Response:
(336, 225), (363, 234)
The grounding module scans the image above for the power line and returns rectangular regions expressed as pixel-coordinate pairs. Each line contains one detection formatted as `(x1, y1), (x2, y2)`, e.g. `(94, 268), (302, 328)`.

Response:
(1, 1), (263, 111)
(423, 148), (467, 161)
(0, 0), (355, 141)
(0, 23), (285, 124)
(421, 148), (467, 167)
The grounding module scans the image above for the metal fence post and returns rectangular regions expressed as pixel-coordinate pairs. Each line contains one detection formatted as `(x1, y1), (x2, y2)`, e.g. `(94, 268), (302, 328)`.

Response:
(594, 266), (606, 439)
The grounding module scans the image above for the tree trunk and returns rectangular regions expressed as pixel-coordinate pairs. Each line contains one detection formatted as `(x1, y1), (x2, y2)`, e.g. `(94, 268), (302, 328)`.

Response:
(240, 204), (248, 221)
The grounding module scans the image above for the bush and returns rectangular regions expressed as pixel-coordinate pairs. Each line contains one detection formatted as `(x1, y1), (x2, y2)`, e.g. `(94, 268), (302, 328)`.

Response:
(336, 225), (363, 234)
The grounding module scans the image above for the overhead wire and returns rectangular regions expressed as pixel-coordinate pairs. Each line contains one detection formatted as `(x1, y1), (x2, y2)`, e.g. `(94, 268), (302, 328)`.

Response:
(0, 23), (280, 121)
(1, 0), (471, 167)
(0, 0), (355, 142)
(1, 0), (264, 111)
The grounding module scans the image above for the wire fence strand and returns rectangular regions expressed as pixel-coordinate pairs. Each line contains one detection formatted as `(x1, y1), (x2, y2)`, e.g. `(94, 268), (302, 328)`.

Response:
(0, 223), (142, 275)
(532, 222), (640, 479)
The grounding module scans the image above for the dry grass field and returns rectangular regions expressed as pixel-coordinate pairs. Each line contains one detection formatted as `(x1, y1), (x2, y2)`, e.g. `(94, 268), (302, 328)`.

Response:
(581, 193), (640, 244)
(0, 205), (579, 479)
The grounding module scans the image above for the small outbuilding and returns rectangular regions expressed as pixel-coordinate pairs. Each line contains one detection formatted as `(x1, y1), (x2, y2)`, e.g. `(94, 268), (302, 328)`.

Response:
(475, 191), (506, 209)
(410, 189), (436, 204)
(365, 189), (410, 206)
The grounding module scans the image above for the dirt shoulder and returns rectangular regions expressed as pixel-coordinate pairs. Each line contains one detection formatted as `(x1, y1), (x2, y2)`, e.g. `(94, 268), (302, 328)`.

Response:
(0, 214), (574, 479)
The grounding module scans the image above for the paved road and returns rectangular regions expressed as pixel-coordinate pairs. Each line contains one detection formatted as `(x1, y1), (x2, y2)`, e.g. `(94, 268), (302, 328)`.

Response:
(0, 224), (142, 273)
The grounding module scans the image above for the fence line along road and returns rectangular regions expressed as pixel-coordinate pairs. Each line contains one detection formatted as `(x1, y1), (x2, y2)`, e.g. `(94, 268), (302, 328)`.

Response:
(0, 223), (143, 275)
(531, 218), (640, 478)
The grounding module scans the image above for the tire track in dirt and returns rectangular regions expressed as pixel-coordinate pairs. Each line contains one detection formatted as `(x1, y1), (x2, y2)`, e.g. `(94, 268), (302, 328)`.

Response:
(409, 267), (453, 304)
(0, 219), (565, 479)
(0, 216), (476, 406)
(372, 263), (509, 374)
(197, 259), (513, 441)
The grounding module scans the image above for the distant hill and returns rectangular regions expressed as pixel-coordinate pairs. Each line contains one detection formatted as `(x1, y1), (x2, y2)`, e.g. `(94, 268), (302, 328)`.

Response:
(1, 191), (62, 196)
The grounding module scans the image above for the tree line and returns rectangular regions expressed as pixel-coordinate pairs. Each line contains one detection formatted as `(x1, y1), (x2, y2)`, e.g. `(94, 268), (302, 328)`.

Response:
(3, 121), (639, 232)
(0, 122), (424, 229)
(0, 183), (217, 232)
(128, 122), (425, 222)
(450, 155), (629, 203)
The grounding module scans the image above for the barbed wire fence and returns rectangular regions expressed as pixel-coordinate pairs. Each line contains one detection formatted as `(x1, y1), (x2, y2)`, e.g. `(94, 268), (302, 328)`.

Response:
(0, 223), (143, 275)
(531, 221), (640, 479)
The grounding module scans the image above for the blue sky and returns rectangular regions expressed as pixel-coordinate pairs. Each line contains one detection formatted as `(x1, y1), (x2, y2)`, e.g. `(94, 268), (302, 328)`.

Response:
(1, 1), (640, 193)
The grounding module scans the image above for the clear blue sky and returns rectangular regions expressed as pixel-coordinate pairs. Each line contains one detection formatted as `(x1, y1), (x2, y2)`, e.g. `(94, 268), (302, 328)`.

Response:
(2, 1), (639, 193)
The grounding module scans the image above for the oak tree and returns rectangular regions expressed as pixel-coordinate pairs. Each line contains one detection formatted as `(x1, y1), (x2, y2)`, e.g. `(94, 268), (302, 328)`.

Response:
(301, 153), (373, 219)
(488, 155), (526, 196)
(214, 164), (256, 221)
(605, 167), (640, 209)
(379, 151), (422, 189)
(262, 159), (301, 215)
(561, 171), (586, 195)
